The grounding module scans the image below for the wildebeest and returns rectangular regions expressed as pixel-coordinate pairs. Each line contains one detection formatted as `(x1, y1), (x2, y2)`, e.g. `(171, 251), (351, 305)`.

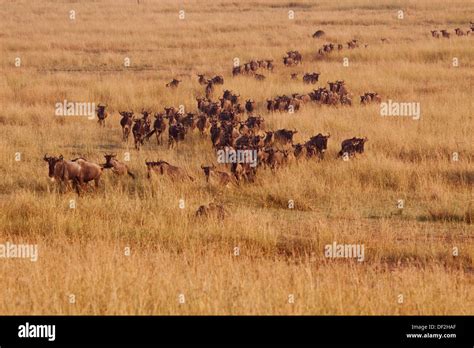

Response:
(196, 114), (210, 136)
(151, 113), (167, 145)
(273, 129), (298, 148)
(119, 111), (134, 142)
(195, 203), (228, 220)
(303, 72), (320, 84)
(305, 133), (330, 159)
(205, 81), (214, 98)
(132, 118), (147, 150)
(313, 30), (325, 38)
(440, 29), (450, 38)
(454, 28), (468, 36)
(168, 123), (187, 148)
(255, 73), (266, 81)
(291, 73), (299, 80)
(166, 79), (181, 88)
(44, 155), (102, 195)
(197, 74), (208, 85)
(145, 160), (194, 181)
(338, 137), (368, 158)
(96, 104), (108, 127)
(360, 92), (382, 105)
(431, 30), (440, 38)
(211, 75), (224, 84)
(201, 165), (235, 186)
(102, 154), (135, 179)
(245, 99), (255, 113)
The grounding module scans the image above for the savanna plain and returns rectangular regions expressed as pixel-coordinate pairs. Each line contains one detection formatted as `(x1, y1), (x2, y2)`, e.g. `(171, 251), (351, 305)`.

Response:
(0, 0), (472, 314)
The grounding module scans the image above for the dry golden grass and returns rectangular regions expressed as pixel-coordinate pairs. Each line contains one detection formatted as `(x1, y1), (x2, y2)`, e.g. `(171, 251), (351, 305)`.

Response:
(0, 0), (472, 315)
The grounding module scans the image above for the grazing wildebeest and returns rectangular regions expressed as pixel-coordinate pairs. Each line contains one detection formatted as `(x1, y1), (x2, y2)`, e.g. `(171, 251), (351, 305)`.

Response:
(245, 99), (255, 113)
(168, 123), (186, 148)
(197, 74), (208, 85)
(255, 73), (266, 81)
(44, 155), (102, 195)
(119, 111), (134, 142)
(151, 113), (167, 145)
(201, 165), (234, 186)
(338, 137), (368, 158)
(102, 154), (135, 179)
(145, 160), (194, 181)
(305, 133), (330, 159)
(430, 30), (440, 38)
(195, 203), (228, 220)
(96, 104), (108, 127)
(274, 129), (298, 148)
(166, 79), (181, 88)
(312, 30), (325, 38)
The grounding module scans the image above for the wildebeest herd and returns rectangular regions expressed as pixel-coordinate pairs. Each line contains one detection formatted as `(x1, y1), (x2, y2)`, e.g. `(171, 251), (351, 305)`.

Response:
(45, 30), (385, 214)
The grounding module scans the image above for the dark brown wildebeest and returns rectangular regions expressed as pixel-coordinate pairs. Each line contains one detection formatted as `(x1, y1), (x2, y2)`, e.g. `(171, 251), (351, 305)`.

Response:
(132, 118), (147, 150)
(195, 203), (228, 220)
(119, 111), (134, 142)
(145, 160), (194, 181)
(313, 30), (325, 38)
(255, 73), (266, 81)
(454, 28), (468, 36)
(274, 129), (298, 148)
(166, 79), (181, 88)
(196, 114), (210, 135)
(211, 75), (224, 84)
(293, 143), (308, 159)
(338, 137), (368, 158)
(245, 99), (255, 113)
(197, 74), (209, 85)
(360, 92), (381, 105)
(303, 72), (320, 84)
(102, 154), (135, 179)
(44, 155), (102, 195)
(232, 66), (242, 76)
(305, 133), (330, 159)
(201, 164), (235, 186)
(430, 30), (440, 38)
(151, 113), (167, 145)
(440, 29), (450, 38)
(181, 113), (196, 131)
(168, 123), (186, 148)
(96, 104), (108, 127)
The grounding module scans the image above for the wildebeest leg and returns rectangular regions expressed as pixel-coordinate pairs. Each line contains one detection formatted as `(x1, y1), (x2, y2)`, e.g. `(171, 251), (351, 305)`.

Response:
(94, 177), (100, 190)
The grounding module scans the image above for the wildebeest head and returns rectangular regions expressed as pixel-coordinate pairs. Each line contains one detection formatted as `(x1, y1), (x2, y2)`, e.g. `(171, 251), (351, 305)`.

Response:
(44, 154), (62, 179)
(103, 154), (117, 168)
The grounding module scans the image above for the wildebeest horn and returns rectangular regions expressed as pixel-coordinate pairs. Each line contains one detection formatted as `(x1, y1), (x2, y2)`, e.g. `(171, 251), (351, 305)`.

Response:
(43, 154), (48, 161)
(327, 132), (331, 138)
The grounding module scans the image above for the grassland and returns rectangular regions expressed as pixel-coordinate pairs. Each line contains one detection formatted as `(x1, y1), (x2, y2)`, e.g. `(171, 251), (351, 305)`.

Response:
(0, 0), (472, 314)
